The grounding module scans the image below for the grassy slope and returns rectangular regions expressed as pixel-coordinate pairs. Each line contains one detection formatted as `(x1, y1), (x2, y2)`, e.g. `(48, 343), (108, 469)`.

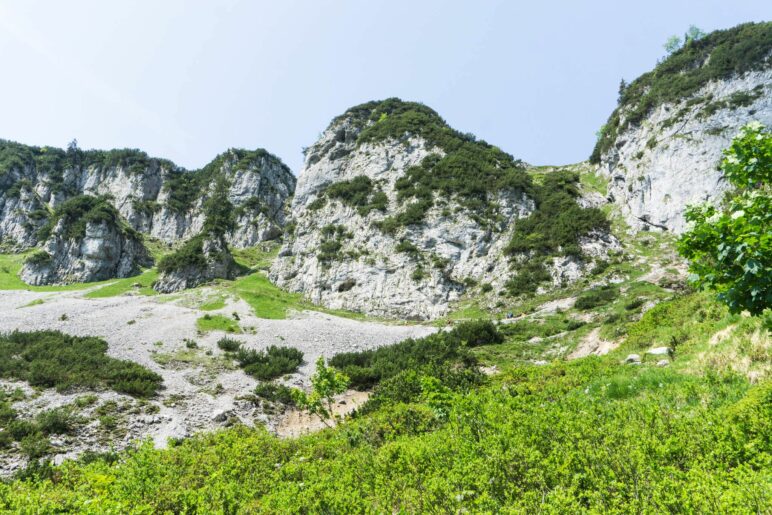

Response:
(0, 165), (769, 511)
(0, 291), (767, 512)
(1, 241), (371, 321)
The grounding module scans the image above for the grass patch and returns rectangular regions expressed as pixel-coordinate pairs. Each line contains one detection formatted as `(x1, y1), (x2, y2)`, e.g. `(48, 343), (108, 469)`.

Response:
(196, 314), (241, 334)
(84, 269), (158, 298)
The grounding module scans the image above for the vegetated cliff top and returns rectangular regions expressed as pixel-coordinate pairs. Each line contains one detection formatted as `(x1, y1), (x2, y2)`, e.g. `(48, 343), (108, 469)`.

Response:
(591, 21), (772, 162)
(319, 98), (533, 228)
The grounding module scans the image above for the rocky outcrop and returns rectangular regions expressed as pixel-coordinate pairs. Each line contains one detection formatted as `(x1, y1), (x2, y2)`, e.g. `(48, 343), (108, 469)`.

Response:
(598, 71), (771, 233)
(0, 145), (295, 251)
(153, 235), (241, 293)
(271, 100), (615, 319)
(593, 23), (772, 233)
(20, 217), (150, 286)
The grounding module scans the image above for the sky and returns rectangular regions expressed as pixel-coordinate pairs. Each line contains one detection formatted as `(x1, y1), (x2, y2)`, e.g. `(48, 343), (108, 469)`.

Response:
(0, 1), (769, 173)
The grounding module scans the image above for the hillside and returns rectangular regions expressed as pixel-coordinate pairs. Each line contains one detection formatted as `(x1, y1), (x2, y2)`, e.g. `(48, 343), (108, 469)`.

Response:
(0, 21), (769, 514)
(271, 99), (614, 319)
(592, 21), (772, 232)
(0, 143), (296, 286)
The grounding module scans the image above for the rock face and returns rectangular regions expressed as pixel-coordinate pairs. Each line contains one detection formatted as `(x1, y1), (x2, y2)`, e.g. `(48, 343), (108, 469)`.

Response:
(21, 218), (150, 285)
(271, 100), (615, 319)
(153, 236), (241, 293)
(598, 70), (771, 233)
(0, 144), (295, 286)
(0, 145), (295, 251)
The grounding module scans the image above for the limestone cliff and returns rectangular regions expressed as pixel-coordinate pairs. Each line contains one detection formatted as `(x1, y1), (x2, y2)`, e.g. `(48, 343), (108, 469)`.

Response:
(271, 100), (615, 319)
(592, 22), (772, 232)
(20, 196), (151, 285)
(0, 145), (295, 251)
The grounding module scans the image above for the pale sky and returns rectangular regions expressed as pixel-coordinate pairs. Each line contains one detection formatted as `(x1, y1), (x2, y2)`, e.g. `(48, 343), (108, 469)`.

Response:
(0, 1), (769, 172)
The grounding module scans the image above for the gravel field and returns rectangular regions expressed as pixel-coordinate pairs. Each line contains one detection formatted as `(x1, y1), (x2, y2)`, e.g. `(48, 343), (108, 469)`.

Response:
(0, 287), (435, 475)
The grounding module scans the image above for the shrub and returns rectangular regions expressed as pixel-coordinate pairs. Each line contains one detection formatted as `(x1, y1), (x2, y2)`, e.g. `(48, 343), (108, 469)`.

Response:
(253, 383), (296, 406)
(217, 337), (242, 352)
(330, 330), (480, 390)
(235, 346), (304, 381)
(157, 235), (206, 273)
(0, 330), (162, 397)
(591, 22), (772, 162)
(450, 320), (504, 347)
(575, 285), (619, 310)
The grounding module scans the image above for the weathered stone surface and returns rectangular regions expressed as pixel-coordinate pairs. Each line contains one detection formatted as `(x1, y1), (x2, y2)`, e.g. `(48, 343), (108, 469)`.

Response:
(0, 147), (295, 251)
(598, 70), (771, 233)
(271, 109), (616, 320)
(21, 220), (151, 285)
(153, 236), (241, 293)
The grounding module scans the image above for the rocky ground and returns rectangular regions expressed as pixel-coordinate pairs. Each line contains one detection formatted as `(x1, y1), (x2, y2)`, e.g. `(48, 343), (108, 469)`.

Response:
(0, 286), (434, 475)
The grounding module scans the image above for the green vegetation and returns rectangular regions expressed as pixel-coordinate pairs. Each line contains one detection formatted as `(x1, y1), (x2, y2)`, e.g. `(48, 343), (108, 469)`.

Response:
(506, 171), (609, 258)
(235, 345), (304, 380)
(0, 331), (162, 397)
(679, 122), (771, 316)
(157, 234), (206, 273)
(315, 175), (388, 216)
(35, 194), (136, 243)
(84, 269), (158, 298)
(163, 148), (288, 214)
(329, 320), (497, 391)
(574, 284), (619, 310)
(501, 170), (609, 295)
(335, 98), (532, 229)
(196, 314), (241, 333)
(591, 22), (772, 162)
(2, 289), (768, 511)
(291, 357), (350, 426)
(253, 382), (296, 407)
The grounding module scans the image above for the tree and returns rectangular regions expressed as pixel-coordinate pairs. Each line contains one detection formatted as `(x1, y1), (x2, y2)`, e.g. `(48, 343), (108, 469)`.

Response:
(678, 122), (771, 316)
(663, 35), (682, 55)
(291, 357), (350, 427)
(617, 78), (628, 104)
(202, 175), (236, 237)
(684, 25), (706, 44)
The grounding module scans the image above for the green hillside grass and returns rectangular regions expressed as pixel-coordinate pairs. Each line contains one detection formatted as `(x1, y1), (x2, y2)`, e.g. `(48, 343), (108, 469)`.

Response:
(0, 292), (767, 512)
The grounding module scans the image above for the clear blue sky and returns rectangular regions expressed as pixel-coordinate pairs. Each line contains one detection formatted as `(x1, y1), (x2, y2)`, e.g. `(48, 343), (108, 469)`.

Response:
(0, 1), (768, 172)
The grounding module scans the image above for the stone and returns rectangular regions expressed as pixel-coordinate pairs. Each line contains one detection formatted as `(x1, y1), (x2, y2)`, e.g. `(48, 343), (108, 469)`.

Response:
(270, 104), (619, 319)
(598, 70), (772, 233)
(646, 346), (673, 357)
(656, 359), (670, 367)
(624, 354), (641, 364)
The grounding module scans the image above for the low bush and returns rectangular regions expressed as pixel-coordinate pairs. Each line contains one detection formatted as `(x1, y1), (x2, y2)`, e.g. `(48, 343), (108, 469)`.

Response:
(330, 330), (481, 390)
(575, 285), (619, 310)
(0, 331), (162, 397)
(450, 320), (504, 347)
(253, 383), (296, 406)
(217, 337), (242, 352)
(235, 346), (304, 381)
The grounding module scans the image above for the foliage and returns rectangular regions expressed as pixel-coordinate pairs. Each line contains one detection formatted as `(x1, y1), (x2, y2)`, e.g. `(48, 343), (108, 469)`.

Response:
(1, 341), (768, 512)
(678, 122), (772, 315)
(333, 98), (531, 228)
(235, 345), (304, 381)
(506, 171), (609, 258)
(157, 234), (206, 273)
(291, 357), (350, 426)
(591, 22), (772, 162)
(0, 331), (162, 397)
(575, 285), (619, 310)
(450, 319), (504, 347)
(35, 195), (130, 242)
(320, 175), (388, 216)
(216, 337), (242, 352)
(330, 328), (481, 390)
(253, 383), (296, 406)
